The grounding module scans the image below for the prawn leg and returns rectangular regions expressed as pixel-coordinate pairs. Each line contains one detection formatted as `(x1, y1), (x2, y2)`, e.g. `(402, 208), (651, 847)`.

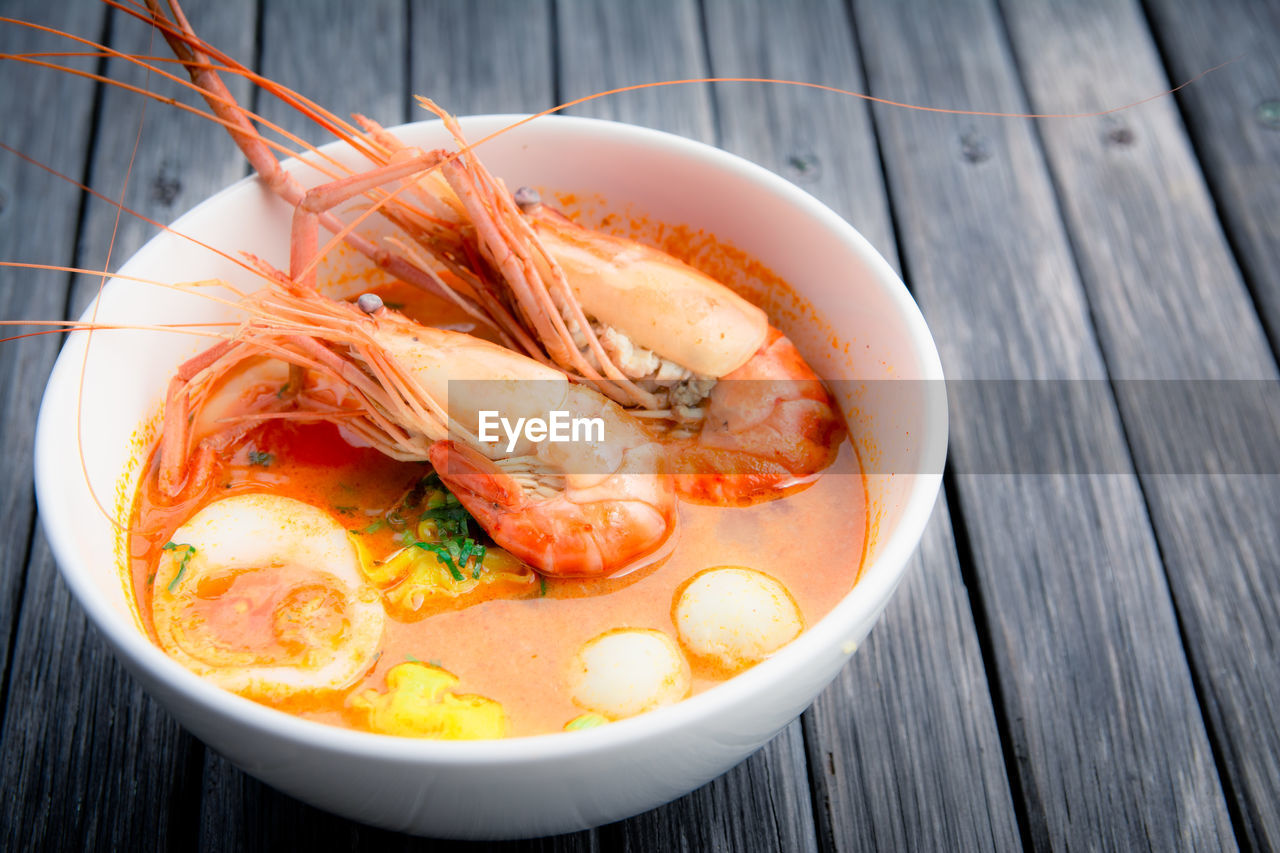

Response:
(288, 151), (440, 289)
(157, 338), (249, 496)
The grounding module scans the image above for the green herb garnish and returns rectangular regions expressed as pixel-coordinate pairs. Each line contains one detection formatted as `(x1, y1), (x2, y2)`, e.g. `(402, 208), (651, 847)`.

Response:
(414, 540), (466, 582)
(379, 474), (491, 584)
(421, 504), (472, 537)
(354, 518), (386, 535)
(565, 713), (607, 731)
(409, 533), (486, 584)
(162, 542), (197, 593)
(540, 577), (548, 597)
(247, 450), (274, 467)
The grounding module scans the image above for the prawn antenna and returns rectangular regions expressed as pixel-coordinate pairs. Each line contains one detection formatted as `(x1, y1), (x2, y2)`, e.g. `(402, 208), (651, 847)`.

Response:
(424, 57), (1239, 157)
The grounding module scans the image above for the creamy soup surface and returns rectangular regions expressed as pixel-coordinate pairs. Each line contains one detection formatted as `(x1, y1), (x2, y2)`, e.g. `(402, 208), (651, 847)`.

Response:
(129, 250), (868, 738)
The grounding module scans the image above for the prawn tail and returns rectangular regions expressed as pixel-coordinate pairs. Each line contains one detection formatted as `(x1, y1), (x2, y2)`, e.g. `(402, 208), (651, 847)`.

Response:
(670, 329), (845, 505)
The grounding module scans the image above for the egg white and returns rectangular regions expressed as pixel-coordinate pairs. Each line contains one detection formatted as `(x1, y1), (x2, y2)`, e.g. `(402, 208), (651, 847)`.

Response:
(151, 494), (384, 703)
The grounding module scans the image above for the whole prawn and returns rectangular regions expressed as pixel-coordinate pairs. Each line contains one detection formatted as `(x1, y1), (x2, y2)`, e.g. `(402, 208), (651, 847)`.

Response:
(159, 268), (678, 579)
(403, 115), (846, 505)
(141, 0), (846, 507)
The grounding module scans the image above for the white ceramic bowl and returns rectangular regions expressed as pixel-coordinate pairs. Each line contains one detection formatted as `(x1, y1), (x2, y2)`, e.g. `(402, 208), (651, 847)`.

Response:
(34, 116), (945, 839)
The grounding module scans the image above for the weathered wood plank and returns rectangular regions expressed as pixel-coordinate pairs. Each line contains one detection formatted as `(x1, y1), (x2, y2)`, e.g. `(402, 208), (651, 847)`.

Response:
(0, 534), (204, 851)
(556, 2), (820, 850)
(257, 0), (406, 145)
(701, 1), (1022, 849)
(806, 503), (1023, 852)
(1, 2), (252, 848)
(555, 0), (714, 141)
(704, 0), (893, 254)
(998, 0), (1280, 847)
(410, 0), (554, 116)
(598, 721), (817, 853)
(0, 0), (102, 711)
(1143, 0), (1280, 352)
(71, 0), (259, 310)
(852, 0), (1236, 847)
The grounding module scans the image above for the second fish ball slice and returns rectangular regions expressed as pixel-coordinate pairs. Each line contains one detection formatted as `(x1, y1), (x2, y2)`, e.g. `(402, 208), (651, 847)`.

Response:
(673, 567), (803, 672)
(568, 628), (691, 720)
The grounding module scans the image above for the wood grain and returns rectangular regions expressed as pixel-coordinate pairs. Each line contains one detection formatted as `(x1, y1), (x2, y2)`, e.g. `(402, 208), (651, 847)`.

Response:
(3, 0), (1275, 849)
(701, 0), (1022, 849)
(410, 0), (555, 116)
(0, 535), (204, 851)
(257, 0), (406, 144)
(1, 1), (253, 848)
(999, 0), (1280, 847)
(852, 0), (1236, 847)
(703, 0), (894, 253)
(555, 0), (715, 141)
(1143, 0), (1280, 352)
(805, 501), (1024, 852)
(0, 0), (103, 709)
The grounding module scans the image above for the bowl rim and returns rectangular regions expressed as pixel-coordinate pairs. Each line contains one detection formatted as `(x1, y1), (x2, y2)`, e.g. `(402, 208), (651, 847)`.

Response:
(34, 112), (946, 765)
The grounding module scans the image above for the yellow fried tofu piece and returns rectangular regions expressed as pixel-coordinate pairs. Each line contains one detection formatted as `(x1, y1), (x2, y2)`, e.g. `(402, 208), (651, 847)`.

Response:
(360, 542), (538, 620)
(350, 662), (506, 740)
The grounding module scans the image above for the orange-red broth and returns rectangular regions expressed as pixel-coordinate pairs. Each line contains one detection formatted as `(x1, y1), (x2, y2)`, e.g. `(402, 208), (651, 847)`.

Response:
(129, 279), (867, 738)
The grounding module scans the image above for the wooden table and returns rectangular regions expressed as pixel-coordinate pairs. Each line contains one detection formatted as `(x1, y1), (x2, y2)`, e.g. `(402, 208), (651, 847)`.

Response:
(2, 0), (1277, 849)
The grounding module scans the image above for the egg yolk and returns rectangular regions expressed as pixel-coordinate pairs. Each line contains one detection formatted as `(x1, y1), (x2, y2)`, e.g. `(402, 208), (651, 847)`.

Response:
(174, 567), (351, 667)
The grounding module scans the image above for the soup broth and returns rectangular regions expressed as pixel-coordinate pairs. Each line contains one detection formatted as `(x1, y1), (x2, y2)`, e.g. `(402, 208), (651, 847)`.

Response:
(130, 264), (867, 737)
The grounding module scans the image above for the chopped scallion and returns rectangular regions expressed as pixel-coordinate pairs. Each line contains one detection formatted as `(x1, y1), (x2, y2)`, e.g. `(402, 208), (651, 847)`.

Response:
(164, 544), (197, 593)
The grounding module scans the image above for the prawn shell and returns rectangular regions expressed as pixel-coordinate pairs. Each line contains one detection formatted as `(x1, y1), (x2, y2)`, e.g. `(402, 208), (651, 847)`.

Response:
(533, 216), (769, 378)
(372, 321), (569, 458)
